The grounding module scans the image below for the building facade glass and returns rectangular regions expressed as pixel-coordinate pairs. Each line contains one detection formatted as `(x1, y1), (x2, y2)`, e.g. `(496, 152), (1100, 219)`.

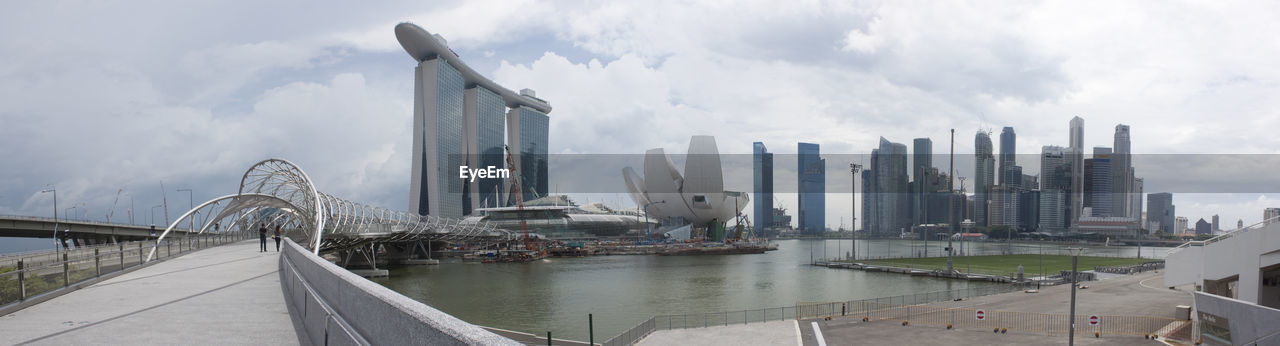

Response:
(511, 106), (550, 203)
(797, 142), (825, 234)
(433, 60), (466, 218)
(753, 142), (774, 234)
(974, 131), (994, 227)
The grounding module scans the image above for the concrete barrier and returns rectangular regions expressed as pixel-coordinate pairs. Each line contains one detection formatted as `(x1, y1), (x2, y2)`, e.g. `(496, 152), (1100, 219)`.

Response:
(279, 239), (520, 345)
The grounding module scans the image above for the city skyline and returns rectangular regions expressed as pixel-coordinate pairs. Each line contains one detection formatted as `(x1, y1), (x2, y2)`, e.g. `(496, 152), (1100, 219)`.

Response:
(3, 1), (1280, 230)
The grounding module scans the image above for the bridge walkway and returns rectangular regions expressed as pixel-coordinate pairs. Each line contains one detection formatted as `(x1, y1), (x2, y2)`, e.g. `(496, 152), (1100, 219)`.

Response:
(0, 240), (301, 345)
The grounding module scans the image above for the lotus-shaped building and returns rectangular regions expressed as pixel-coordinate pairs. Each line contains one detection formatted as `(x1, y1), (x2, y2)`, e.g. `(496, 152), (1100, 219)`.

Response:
(623, 136), (748, 229)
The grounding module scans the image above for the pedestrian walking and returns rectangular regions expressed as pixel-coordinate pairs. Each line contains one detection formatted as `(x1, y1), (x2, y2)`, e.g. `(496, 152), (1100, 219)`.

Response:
(258, 223), (268, 252)
(274, 225), (283, 252)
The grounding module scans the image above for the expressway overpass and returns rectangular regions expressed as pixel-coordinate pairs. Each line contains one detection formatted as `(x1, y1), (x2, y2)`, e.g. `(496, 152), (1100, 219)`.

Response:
(0, 215), (195, 245)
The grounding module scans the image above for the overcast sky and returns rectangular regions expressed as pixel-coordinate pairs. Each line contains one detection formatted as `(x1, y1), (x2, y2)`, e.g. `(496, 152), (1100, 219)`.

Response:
(3, 1), (1279, 230)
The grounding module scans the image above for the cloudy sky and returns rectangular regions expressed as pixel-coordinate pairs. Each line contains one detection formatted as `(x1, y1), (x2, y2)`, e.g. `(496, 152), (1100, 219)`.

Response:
(3, 0), (1279, 231)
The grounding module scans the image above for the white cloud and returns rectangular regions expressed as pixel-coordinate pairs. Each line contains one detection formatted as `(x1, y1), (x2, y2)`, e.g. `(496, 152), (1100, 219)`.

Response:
(4, 0), (1280, 230)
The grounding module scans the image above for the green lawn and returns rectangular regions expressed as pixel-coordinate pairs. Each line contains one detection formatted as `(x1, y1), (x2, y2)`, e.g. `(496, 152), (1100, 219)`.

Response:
(856, 255), (1158, 276)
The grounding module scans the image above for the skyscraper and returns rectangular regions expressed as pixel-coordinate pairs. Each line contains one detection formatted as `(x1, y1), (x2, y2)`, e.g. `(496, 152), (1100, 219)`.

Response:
(753, 142), (774, 234)
(1088, 147), (1113, 217)
(999, 127), (1017, 186)
(797, 142), (825, 234)
(508, 104), (550, 203)
(1147, 192), (1175, 233)
(1212, 214), (1219, 232)
(1038, 189), (1066, 232)
(1111, 125), (1133, 218)
(1069, 116), (1085, 230)
(912, 138), (933, 226)
(974, 131), (995, 227)
(463, 86), (508, 214)
(1131, 177), (1144, 224)
(870, 138), (909, 235)
(1195, 218), (1211, 235)
(1266, 208), (1280, 225)
(861, 169), (873, 232)
(398, 23), (552, 218)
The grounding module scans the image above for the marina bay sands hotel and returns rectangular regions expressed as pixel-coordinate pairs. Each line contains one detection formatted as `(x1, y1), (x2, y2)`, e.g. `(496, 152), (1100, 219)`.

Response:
(395, 22), (551, 218)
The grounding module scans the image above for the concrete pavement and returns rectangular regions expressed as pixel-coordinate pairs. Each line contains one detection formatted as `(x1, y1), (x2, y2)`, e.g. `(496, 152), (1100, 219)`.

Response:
(634, 272), (1191, 345)
(0, 240), (300, 345)
(639, 320), (800, 346)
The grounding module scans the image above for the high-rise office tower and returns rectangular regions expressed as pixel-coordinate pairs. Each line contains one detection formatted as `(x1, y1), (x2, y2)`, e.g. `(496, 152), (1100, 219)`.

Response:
(398, 23), (552, 218)
(1175, 216), (1188, 233)
(1131, 177), (1144, 223)
(999, 127), (1017, 186)
(1069, 116), (1085, 230)
(1147, 192), (1175, 233)
(974, 131), (995, 227)
(861, 169), (873, 232)
(1266, 208), (1280, 225)
(1089, 147), (1113, 217)
(1212, 214), (1219, 232)
(871, 138), (910, 235)
(1195, 218), (1211, 235)
(912, 138), (933, 226)
(753, 142), (774, 234)
(1039, 189), (1066, 232)
(797, 143), (826, 234)
(1040, 146), (1070, 191)
(1111, 125), (1133, 218)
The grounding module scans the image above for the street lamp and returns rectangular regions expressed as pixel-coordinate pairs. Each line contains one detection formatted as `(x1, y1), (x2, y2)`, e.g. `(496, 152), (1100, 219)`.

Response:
(177, 188), (194, 232)
(1066, 247), (1085, 346)
(643, 200), (666, 242)
(849, 163), (861, 261)
(40, 187), (57, 254)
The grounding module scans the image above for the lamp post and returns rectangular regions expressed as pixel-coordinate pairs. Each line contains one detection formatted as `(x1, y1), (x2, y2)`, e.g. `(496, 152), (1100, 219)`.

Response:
(643, 200), (666, 242)
(1067, 247), (1084, 346)
(177, 188), (194, 232)
(40, 187), (57, 255)
(850, 163), (861, 261)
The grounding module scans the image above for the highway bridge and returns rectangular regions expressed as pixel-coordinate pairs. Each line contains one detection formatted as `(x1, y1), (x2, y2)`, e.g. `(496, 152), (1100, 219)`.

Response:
(0, 215), (196, 246)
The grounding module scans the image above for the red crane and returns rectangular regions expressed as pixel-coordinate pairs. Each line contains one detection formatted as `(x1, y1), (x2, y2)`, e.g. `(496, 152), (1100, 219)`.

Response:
(503, 145), (536, 252)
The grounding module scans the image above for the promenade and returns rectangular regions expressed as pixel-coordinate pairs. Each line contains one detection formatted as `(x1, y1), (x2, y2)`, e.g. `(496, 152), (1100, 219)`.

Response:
(636, 271), (1192, 345)
(0, 240), (300, 345)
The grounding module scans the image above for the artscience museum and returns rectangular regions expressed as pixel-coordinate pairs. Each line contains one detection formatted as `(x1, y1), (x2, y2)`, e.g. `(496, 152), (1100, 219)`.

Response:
(623, 136), (748, 239)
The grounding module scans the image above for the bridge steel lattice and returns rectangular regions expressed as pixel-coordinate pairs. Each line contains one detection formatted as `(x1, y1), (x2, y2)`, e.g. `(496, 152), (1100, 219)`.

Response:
(146, 158), (511, 261)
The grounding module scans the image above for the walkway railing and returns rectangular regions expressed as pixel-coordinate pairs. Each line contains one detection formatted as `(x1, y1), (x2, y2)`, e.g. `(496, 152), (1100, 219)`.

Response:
(1167, 215), (1280, 255)
(0, 232), (251, 310)
(603, 285), (1020, 346)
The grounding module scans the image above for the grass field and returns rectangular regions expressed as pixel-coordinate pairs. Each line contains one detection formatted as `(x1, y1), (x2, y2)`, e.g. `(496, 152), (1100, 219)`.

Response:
(856, 255), (1159, 276)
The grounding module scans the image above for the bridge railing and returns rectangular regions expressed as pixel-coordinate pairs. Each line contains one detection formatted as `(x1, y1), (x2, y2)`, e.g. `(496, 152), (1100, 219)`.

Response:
(0, 231), (252, 312)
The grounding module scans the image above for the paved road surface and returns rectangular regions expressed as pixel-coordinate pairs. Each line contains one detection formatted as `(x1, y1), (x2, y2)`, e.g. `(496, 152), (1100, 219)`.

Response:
(0, 240), (300, 345)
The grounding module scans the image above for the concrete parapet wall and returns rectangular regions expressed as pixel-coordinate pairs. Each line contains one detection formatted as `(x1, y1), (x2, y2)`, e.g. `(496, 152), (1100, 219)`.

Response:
(279, 239), (519, 345)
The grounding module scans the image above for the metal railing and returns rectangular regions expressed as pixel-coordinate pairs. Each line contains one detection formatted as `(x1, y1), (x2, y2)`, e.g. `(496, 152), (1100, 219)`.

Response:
(1168, 215), (1280, 255)
(0, 231), (251, 309)
(602, 285), (1019, 346)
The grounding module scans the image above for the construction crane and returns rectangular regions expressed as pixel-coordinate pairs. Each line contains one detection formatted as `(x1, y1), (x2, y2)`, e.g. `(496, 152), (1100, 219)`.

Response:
(503, 145), (537, 253)
(106, 188), (122, 223)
